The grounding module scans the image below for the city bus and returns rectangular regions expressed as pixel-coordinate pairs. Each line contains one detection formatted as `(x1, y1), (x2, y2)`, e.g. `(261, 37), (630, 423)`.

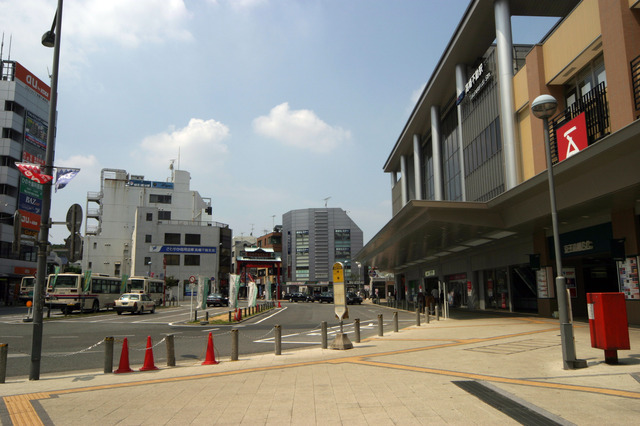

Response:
(19, 276), (35, 304)
(128, 277), (164, 305)
(46, 273), (123, 314)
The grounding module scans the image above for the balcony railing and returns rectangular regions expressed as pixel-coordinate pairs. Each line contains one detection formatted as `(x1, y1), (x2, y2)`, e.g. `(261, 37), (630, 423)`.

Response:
(632, 54), (640, 113)
(548, 81), (610, 164)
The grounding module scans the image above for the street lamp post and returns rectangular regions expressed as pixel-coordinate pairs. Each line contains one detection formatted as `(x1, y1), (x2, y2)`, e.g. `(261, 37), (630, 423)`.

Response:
(531, 94), (586, 370)
(30, 0), (63, 381)
(148, 261), (152, 277)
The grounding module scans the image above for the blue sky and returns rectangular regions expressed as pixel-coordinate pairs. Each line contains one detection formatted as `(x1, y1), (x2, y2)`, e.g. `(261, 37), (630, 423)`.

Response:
(1, 0), (559, 244)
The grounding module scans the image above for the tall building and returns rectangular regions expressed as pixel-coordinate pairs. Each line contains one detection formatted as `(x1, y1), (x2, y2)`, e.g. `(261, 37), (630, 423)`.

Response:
(356, 0), (640, 324)
(0, 60), (51, 302)
(282, 208), (363, 294)
(82, 168), (231, 299)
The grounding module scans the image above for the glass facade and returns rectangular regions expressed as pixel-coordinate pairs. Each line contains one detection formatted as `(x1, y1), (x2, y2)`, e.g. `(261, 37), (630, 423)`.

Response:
(441, 110), (462, 201)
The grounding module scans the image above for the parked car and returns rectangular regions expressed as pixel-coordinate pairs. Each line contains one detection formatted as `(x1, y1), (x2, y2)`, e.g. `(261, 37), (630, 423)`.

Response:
(316, 292), (334, 303)
(346, 292), (363, 305)
(114, 293), (156, 315)
(207, 293), (229, 307)
(288, 292), (311, 302)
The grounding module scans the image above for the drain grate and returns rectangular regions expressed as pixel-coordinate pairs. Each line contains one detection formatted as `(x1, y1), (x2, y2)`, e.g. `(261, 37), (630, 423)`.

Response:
(453, 381), (569, 426)
(465, 338), (560, 355)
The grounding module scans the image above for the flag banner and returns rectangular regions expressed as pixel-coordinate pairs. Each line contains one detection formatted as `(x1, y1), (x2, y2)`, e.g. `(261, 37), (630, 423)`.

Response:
(15, 162), (53, 184)
(120, 274), (129, 293)
(229, 274), (240, 309)
(83, 270), (92, 293)
(51, 266), (60, 289)
(55, 168), (80, 192)
(248, 280), (257, 308)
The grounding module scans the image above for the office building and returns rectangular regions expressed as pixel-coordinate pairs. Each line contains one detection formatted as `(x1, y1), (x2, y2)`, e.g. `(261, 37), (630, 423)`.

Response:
(282, 208), (363, 294)
(82, 168), (231, 299)
(0, 60), (50, 302)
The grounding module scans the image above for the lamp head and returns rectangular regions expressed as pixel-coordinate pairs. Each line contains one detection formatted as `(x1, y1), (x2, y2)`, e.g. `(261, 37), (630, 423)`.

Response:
(41, 31), (56, 48)
(531, 94), (558, 119)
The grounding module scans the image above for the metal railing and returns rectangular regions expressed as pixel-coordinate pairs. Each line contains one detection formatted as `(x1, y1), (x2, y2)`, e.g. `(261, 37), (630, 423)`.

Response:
(631, 54), (640, 112)
(548, 81), (610, 164)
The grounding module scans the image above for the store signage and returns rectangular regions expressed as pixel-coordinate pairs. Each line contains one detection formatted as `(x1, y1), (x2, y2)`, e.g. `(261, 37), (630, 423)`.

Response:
(20, 210), (41, 231)
(18, 193), (42, 215)
(150, 245), (217, 253)
(556, 112), (588, 161)
(464, 61), (492, 102)
(14, 62), (50, 101)
(563, 240), (594, 254)
(424, 269), (436, 277)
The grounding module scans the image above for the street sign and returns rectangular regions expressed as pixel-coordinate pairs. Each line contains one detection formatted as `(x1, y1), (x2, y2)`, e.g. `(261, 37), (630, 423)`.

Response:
(189, 275), (196, 284)
(65, 233), (83, 262)
(332, 262), (348, 320)
(66, 204), (82, 233)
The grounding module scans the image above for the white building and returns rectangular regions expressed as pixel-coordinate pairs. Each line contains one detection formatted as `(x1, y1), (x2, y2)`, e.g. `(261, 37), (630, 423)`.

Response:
(82, 168), (231, 299)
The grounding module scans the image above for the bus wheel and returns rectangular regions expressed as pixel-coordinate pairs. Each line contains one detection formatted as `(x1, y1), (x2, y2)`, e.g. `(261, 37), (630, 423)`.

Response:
(92, 300), (99, 313)
(61, 307), (70, 315)
(151, 305), (155, 314)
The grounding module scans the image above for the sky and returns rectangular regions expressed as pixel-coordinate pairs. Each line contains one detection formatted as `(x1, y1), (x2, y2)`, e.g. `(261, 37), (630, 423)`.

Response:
(0, 0), (559, 245)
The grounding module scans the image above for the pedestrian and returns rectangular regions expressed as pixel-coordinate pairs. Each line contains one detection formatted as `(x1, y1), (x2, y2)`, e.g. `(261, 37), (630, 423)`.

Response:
(417, 291), (426, 313)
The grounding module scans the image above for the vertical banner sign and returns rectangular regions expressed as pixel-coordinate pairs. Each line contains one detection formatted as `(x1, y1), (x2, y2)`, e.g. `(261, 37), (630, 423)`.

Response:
(229, 274), (239, 309)
(197, 276), (206, 310)
(556, 112), (588, 162)
(332, 262), (348, 320)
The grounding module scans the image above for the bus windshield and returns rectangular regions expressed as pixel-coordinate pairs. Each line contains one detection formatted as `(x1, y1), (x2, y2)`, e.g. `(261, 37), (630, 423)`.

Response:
(129, 279), (144, 291)
(49, 275), (81, 288)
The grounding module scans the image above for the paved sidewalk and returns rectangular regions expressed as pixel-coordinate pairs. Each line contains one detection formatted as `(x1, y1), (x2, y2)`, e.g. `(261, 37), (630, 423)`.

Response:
(1, 310), (639, 425)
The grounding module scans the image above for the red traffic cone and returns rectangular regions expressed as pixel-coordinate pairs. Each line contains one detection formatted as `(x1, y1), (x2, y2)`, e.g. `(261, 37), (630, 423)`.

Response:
(114, 337), (133, 374)
(202, 332), (219, 365)
(278, 300), (281, 308)
(140, 336), (159, 371)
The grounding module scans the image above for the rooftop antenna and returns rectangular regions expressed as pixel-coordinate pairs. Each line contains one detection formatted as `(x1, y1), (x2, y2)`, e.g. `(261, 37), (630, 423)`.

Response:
(323, 196), (331, 208)
(272, 214), (275, 229)
(250, 223), (254, 236)
(1, 33), (4, 63)
(7, 34), (12, 61)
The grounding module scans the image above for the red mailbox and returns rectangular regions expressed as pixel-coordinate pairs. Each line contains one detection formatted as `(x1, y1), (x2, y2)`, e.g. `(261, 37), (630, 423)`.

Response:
(586, 292), (630, 364)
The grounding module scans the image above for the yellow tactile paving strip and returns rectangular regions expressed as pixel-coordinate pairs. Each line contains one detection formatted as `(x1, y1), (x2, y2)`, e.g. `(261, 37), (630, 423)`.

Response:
(3, 318), (638, 425)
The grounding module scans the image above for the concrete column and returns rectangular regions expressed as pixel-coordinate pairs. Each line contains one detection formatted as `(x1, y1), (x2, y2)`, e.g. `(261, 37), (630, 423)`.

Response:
(494, 0), (518, 190)
(390, 171), (397, 188)
(413, 134), (423, 201)
(430, 105), (444, 201)
(400, 155), (408, 205)
(455, 63), (467, 201)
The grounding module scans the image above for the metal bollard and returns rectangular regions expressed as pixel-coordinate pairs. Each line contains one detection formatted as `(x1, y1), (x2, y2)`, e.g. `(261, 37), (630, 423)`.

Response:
(426, 307), (430, 324)
(436, 305), (440, 321)
(194, 309), (198, 322)
(166, 334), (176, 366)
(206, 311), (209, 321)
(321, 321), (328, 349)
(0, 343), (8, 383)
(393, 311), (398, 332)
(378, 314), (384, 336)
(416, 308), (421, 327)
(104, 336), (114, 374)
(274, 325), (282, 355)
(354, 318), (360, 343)
(231, 329), (239, 361)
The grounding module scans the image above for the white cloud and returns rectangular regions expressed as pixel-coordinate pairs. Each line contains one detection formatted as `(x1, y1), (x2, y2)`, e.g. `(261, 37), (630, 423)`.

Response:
(136, 118), (230, 176)
(252, 102), (350, 154)
(64, 0), (192, 49)
(410, 83), (426, 109)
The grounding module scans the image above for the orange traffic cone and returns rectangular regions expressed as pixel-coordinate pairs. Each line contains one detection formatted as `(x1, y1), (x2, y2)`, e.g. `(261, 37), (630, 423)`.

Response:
(140, 336), (159, 371)
(202, 332), (219, 365)
(114, 337), (133, 374)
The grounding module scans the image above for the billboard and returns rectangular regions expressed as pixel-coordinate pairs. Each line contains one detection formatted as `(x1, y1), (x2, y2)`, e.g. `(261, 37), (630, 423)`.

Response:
(24, 111), (48, 150)
(14, 62), (51, 101)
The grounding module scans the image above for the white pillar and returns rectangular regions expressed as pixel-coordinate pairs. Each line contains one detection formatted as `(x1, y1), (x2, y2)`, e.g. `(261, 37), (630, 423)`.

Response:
(455, 63), (467, 201)
(413, 134), (423, 201)
(400, 155), (408, 205)
(495, 0), (518, 190)
(390, 171), (397, 187)
(430, 106), (443, 201)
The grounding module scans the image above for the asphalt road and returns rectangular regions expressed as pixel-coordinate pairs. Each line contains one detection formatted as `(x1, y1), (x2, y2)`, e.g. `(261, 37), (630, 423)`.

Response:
(0, 301), (417, 379)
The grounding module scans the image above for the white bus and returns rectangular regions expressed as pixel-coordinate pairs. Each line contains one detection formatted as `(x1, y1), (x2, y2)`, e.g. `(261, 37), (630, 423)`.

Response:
(46, 273), (123, 314)
(19, 276), (35, 304)
(128, 277), (164, 305)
